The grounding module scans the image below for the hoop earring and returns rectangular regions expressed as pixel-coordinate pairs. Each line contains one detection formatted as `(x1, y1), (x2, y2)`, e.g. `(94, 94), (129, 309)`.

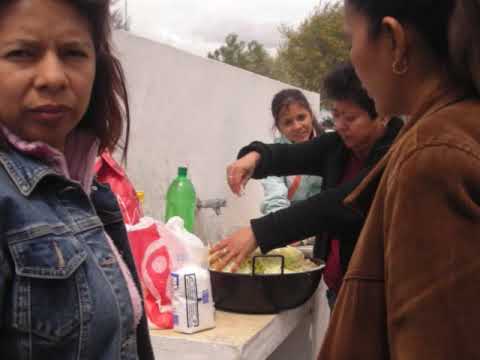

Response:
(392, 58), (408, 75)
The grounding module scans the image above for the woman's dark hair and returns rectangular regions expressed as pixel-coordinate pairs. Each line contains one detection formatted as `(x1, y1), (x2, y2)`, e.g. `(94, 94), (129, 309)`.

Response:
(0, 0), (130, 158)
(71, 0), (130, 157)
(271, 89), (323, 137)
(322, 62), (377, 119)
(346, 0), (480, 97)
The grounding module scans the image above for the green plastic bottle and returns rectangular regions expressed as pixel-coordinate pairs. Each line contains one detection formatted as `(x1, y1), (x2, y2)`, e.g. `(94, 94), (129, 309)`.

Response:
(165, 167), (196, 232)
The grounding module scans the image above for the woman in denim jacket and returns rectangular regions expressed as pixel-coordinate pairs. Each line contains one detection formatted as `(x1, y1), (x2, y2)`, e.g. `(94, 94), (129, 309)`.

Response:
(0, 1), (154, 359)
(260, 89), (323, 217)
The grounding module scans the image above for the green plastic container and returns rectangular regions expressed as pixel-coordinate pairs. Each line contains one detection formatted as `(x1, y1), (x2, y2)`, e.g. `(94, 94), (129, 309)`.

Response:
(165, 167), (196, 232)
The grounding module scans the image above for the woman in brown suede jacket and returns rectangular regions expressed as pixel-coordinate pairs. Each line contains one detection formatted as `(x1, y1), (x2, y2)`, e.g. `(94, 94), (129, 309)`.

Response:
(319, 0), (480, 359)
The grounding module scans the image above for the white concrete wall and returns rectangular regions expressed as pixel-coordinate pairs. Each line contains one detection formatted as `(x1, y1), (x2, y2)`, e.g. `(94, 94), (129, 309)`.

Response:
(112, 30), (320, 244)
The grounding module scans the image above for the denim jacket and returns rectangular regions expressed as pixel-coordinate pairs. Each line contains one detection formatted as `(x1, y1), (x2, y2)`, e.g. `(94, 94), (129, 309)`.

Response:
(0, 146), (154, 360)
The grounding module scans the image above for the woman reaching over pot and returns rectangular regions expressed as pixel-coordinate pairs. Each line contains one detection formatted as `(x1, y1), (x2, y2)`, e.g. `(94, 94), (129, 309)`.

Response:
(211, 62), (403, 308)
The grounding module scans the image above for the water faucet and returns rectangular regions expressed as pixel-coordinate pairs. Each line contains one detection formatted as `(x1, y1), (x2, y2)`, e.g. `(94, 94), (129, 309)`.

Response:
(197, 198), (227, 216)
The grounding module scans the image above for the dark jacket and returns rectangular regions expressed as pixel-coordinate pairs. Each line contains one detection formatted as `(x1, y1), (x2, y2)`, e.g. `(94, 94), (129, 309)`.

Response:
(238, 117), (403, 274)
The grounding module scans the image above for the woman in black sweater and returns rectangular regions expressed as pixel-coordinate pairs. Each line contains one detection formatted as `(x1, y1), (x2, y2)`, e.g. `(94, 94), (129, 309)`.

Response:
(211, 63), (403, 306)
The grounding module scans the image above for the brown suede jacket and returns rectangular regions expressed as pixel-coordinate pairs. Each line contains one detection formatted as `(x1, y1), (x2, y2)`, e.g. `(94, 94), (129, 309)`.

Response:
(319, 92), (480, 360)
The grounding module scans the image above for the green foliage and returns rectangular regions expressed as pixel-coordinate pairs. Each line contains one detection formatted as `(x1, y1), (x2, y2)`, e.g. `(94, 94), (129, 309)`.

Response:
(208, 34), (274, 78)
(207, 2), (349, 93)
(111, 0), (130, 31)
(276, 2), (349, 92)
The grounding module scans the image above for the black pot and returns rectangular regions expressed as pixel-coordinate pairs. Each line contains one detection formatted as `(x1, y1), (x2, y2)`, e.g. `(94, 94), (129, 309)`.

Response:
(209, 256), (324, 314)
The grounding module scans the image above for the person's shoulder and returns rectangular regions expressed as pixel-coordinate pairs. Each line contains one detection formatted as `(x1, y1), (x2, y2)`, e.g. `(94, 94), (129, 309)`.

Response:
(391, 139), (480, 197)
(311, 130), (342, 146)
(0, 152), (16, 193)
(0, 163), (21, 216)
(389, 99), (480, 188)
(413, 98), (480, 156)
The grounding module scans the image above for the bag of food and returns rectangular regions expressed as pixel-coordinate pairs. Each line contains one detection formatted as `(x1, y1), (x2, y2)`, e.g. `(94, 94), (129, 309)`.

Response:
(166, 217), (215, 334)
(95, 151), (143, 225)
(127, 217), (176, 329)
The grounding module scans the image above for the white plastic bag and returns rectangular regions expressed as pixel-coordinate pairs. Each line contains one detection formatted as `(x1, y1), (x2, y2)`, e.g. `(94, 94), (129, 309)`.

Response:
(166, 217), (215, 334)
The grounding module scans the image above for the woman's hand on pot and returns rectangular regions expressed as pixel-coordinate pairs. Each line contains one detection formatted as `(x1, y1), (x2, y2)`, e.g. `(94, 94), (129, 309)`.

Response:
(226, 152), (260, 196)
(209, 226), (258, 272)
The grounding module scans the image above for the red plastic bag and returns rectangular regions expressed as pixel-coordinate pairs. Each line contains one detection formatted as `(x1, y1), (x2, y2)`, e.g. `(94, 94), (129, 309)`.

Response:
(127, 217), (175, 329)
(95, 152), (174, 328)
(94, 151), (143, 225)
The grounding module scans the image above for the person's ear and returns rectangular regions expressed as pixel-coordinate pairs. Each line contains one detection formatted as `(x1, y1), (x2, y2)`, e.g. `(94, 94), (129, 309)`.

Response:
(382, 16), (409, 75)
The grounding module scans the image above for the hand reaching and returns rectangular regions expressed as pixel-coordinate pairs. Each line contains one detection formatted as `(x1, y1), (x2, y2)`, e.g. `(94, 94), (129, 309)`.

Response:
(226, 151), (260, 196)
(209, 226), (258, 272)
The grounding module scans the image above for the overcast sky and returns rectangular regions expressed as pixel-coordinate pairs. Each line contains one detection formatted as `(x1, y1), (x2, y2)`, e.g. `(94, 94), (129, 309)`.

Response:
(119, 0), (322, 56)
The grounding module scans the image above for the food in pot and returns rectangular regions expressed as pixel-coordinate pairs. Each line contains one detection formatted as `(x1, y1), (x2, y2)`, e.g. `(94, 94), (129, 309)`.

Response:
(212, 246), (318, 275)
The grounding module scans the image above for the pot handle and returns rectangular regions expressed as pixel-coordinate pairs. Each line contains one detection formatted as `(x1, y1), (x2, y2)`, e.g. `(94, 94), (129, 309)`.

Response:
(252, 255), (285, 276)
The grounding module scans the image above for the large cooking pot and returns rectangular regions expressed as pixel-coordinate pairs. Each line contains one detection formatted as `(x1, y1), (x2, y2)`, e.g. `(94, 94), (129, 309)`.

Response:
(210, 255), (324, 314)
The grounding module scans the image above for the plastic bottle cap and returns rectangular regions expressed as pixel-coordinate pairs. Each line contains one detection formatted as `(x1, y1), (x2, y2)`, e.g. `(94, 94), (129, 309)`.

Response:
(178, 167), (188, 177)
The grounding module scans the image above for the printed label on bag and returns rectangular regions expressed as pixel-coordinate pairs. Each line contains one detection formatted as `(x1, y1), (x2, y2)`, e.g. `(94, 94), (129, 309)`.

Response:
(201, 290), (209, 304)
(171, 273), (179, 290)
(184, 273), (199, 328)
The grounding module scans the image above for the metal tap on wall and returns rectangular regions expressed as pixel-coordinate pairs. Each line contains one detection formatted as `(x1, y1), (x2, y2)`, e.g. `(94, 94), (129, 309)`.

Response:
(196, 198), (227, 215)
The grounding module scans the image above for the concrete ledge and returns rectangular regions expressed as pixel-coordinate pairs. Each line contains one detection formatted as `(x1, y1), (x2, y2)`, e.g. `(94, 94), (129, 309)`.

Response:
(150, 299), (313, 360)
